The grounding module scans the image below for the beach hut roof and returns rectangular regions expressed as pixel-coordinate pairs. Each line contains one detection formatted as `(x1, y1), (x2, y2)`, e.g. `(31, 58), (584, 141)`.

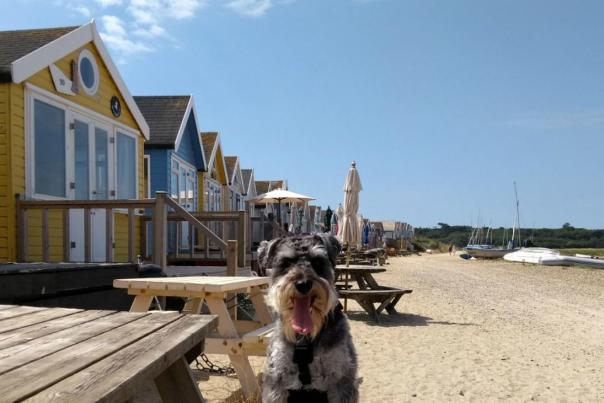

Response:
(241, 169), (257, 196)
(255, 181), (270, 195)
(134, 96), (203, 155)
(382, 221), (397, 232)
(224, 155), (244, 190)
(0, 21), (149, 138)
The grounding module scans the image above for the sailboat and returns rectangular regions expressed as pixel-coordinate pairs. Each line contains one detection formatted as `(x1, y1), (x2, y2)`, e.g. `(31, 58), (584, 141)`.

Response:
(465, 182), (521, 259)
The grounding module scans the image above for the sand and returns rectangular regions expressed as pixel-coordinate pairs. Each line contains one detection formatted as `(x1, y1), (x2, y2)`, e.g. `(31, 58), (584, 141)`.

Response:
(196, 254), (604, 402)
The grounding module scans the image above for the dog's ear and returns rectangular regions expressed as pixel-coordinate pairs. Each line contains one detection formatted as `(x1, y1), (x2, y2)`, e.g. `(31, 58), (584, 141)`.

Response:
(314, 233), (341, 267)
(257, 238), (282, 272)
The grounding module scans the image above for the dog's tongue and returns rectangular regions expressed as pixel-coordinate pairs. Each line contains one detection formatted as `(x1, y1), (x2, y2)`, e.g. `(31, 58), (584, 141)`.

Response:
(292, 296), (313, 334)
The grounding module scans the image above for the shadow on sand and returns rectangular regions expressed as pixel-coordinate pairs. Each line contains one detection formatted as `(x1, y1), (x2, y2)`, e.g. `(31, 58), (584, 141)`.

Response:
(345, 311), (478, 328)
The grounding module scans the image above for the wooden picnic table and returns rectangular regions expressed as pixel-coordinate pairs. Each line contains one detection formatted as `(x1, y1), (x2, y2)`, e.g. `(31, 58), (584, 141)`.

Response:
(0, 304), (217, 402)
(113, 276), (274, 400)
(335, 265), (412, 322)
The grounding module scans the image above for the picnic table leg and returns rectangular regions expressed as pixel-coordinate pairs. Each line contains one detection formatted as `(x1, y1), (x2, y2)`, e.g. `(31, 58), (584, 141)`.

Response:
(249, 286), (273, 325)
(356, 297), (379, 323)
(376, 295), (397, 315)
(386, 294), (404, 314)
(154, 356), (205, 403)
(130, 295), (153, 312)
(205, 296), (260, 399)
(183, 297), (205, 314)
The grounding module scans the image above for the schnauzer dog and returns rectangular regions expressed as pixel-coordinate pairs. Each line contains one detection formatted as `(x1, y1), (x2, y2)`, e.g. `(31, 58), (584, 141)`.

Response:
(259, 233), (359, 403)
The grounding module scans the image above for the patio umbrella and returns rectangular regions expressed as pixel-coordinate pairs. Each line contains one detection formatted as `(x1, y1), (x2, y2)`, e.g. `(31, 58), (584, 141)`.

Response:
(251, 188), (314, 225)
(335, 204), (344, 239)
(340, 161), (362, 252)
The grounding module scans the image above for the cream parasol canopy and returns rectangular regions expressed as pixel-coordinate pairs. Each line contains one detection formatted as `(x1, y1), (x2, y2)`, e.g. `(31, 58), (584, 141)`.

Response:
(251, 188), (314, 225)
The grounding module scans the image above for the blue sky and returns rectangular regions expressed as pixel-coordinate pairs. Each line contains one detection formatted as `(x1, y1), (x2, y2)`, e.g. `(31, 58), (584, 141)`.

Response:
(3, 0), (604, 228)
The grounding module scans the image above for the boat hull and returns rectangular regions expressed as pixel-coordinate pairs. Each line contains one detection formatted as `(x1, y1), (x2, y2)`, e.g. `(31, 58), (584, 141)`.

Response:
(465, 246), (516, 259)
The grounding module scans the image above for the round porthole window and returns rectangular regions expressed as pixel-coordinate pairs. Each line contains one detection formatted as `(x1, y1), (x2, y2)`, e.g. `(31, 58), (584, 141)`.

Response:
(78, 49), (99, 96)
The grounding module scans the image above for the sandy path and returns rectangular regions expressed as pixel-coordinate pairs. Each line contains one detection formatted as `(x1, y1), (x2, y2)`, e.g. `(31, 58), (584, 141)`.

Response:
(198, 254), (604, 402)
(352, 254), (604, 402)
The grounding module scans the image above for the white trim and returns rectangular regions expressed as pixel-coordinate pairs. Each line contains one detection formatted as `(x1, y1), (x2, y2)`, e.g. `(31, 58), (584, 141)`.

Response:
(26, 86), (140, 201)
(77, 48), (100, 96)
(173, 96), (207, 170)
(26, 83), (139, 136)
(203, 132), (228, 185)
(11, 20), (150, 139)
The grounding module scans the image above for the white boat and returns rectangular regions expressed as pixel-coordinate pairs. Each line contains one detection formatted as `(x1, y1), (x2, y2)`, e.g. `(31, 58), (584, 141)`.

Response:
(504, 248), (604, 269)
(465, 183), (521, 259)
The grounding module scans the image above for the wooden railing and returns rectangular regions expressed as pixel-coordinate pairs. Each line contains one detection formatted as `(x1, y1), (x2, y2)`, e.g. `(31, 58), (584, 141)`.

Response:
(15, 192), (242, 273)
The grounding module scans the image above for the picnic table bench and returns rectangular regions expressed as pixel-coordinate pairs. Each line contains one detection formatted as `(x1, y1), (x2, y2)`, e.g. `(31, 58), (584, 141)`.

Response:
(0, 304), (217, 402)
(335, 266), (412, 322)
(114, 276), (274, 400)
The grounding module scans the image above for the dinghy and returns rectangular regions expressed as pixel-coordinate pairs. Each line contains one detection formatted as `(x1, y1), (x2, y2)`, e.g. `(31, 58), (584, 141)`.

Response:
(504, 248), (604, 269)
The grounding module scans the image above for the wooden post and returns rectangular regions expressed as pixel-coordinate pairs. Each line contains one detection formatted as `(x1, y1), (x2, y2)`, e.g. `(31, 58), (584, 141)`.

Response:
(41, 208), (49, 262)
(63, 209), (70, 262)
(141, 215), (147, 261)
(16, 195), (27, 263)
(188, 222), (194, 259)
(105, 208), (114, 263)
(153, 192), (168, 269)
(260, 213), (265, 242)
(84, 208), (91, 263)
(227, 239), (238, 320)
(237, 211), (246, 268)
(128, 208), (135, 263)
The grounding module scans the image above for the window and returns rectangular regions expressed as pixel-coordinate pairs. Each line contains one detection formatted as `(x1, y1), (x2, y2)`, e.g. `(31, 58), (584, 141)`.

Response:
(34, 99), (66, 198)
(116, 132), (136, 199)
(78, 49), (99, 96)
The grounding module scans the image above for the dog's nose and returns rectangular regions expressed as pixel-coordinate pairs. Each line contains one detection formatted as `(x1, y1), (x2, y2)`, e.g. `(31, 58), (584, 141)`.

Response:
(295, 279), (313, 294)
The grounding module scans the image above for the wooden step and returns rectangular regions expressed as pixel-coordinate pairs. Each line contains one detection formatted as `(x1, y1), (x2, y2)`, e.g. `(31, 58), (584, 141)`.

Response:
(241, 322), (275, 344)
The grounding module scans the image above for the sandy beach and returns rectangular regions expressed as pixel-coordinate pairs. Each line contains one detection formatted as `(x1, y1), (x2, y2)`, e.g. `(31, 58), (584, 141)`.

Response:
(198, 254), (604, 402)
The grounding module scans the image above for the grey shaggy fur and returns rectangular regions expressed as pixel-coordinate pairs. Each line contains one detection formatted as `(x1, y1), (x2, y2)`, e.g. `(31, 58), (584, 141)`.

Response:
(259, 234), (360, 403)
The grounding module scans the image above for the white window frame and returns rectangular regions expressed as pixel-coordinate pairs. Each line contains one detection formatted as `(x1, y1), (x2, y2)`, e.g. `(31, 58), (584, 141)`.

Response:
(144, 155), (151, 199)
(170, 153), (196, 207)
(25, 83), (139, 201)
(78, 49), (100, 96)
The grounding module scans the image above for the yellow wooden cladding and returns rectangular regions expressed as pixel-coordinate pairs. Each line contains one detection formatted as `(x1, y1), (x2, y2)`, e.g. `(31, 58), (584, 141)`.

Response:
(0, 40), (145, 262)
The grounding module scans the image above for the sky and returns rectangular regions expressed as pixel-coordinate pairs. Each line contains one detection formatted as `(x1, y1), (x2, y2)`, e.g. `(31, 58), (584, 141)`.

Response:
(2, 0), (604, 228)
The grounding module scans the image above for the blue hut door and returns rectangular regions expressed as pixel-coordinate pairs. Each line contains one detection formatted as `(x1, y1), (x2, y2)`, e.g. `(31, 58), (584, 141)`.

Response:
(170, 157), (196, 252)
(69, 115), (110, 262)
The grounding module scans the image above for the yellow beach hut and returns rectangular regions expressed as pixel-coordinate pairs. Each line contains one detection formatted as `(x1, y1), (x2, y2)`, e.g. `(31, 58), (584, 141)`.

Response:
(0, 22), (149, 263)
(200, 132), (228, 212)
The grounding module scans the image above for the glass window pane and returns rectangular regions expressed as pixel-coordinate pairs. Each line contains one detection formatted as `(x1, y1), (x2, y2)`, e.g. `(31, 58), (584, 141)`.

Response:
(117, 133), (136, 199)
(170, 172), (178, 199)
(95, 128), (108, 200)
(34, 100), (65, 197)
(80, 57), (95, 89)
(74, 120), (89, 200)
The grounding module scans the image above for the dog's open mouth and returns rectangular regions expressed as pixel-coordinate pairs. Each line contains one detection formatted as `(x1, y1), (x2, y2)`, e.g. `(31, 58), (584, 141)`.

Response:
(291, 295), (315, 334)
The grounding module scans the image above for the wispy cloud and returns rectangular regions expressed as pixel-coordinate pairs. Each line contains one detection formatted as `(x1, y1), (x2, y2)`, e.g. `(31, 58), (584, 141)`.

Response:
(95, 0), (123, 7)
(506, 108), (604, 130)
(99, 15), (152, 60)
(226, 0), (272, 17)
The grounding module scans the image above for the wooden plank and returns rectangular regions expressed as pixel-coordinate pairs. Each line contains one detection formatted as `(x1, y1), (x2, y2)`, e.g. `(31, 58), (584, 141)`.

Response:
(152, 192), (167, 268)
(105, 208), (114, 263)
(0, 312), (181, 402)
(205, 297), (259, 398)
(24, 315), (216, 403)
(41, 209), (49, 262)
(84, 208), (91, 263)
(249, 286), (273, 326)
(237, 211), (246, 267)
(241, 323), (274, 344)
(0, 308), (82, 335)
(0, 306), (45, 321)
(63, 210), (70, 262)
(127, 208), (136, 263)
(0, 311), (150, 375)
(114, 276), (269, 293)
(18, 199), (155, 209)
(129, 295), (154, 313)
(0, 310), (114, 350)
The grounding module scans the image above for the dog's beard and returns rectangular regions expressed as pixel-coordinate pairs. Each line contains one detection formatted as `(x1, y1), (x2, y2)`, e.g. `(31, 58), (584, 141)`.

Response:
(267, 272), (338, 343)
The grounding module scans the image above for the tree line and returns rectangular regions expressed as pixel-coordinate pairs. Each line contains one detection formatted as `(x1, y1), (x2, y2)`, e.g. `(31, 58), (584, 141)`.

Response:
(415, 223), (604, 249)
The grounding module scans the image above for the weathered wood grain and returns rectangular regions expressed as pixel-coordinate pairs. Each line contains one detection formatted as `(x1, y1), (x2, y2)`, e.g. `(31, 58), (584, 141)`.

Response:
(0, 307), (82, 335)
(24, 314), (216, 403)
(0, 310), (114, 350)
(114, 276), (269, 293)
(0, 311), (149, 375)
(0, 306), (45, 320)
(0, 312), (180, 401)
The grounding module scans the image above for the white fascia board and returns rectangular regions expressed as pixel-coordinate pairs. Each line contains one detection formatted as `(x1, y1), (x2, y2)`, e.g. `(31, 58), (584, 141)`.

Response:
(11, 22), (93, 84)
(91, 23), (150, 139)
(11, 20), (150, 139)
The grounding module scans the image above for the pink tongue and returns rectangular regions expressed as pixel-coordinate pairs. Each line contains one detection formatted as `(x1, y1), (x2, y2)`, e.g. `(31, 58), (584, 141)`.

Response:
(292, 296), (313, 334)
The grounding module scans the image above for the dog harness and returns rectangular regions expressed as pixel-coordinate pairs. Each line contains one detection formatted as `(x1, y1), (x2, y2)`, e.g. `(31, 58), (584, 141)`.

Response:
(287, 303), (344, 403)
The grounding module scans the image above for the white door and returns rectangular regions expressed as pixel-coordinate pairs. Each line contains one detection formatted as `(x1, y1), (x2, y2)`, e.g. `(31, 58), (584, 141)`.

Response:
(69, 115), (111, 262)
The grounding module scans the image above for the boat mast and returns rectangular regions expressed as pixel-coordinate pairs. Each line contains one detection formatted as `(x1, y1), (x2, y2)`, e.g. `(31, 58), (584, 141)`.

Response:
(511, 181), (521, 247)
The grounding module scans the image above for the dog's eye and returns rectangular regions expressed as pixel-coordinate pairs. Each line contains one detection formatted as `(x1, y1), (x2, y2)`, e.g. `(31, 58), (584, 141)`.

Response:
(310, 256), (326, 274)
(278, 257), (294, 267)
